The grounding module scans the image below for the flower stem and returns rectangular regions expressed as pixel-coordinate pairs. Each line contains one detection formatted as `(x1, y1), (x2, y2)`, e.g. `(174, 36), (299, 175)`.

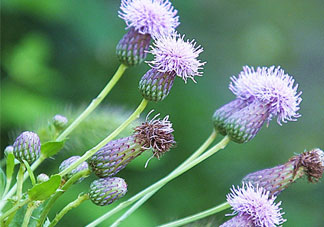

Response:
(37, 169), (91, 227)
(56, 64), (127, 141)
(86, 133), (227, 227)
(48, 194), (89, 227)
(158, 202), (230, 227)
(22, 202), (38, 227)
(16, 164), (26, 202)
(59, 98), (149, 178)
(0, 199), (30, 222)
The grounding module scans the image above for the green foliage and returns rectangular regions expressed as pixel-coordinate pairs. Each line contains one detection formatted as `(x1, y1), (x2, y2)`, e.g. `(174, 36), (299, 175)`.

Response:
(22, 160), (36, 186)
(9, 203), (44, 227)
(0, 168), (5, 197)
(41, 141), (65, 158)
(28, 175), (61, 201)
(5, 152), (15, 182)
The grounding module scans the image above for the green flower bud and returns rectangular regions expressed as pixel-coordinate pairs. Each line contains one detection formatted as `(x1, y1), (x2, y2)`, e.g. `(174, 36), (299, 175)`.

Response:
(37, 173), (49, 183)
(53, 114), (68, 130)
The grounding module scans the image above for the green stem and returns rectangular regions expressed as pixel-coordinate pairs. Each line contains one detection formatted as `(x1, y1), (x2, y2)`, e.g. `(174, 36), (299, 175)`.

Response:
(37, 169), (91, 227)
(56, 64), (127, 141)
(22, 202), (38, 227)
(48, 194), (89, 227)
(16, 164), (25, 202)
(59, 98), (148, 178)
(0, 65), (127, 213)
(0, 155), (45, 211)
(158, 202), (230, 227)
(86, 133), (228, 227)
(0, 199), (30, 222)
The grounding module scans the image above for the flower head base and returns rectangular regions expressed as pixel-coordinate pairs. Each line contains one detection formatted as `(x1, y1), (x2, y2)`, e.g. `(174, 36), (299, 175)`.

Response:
(116, 28), (151, 66)
(13, 131), (41, 164)
(229, 66), (302, 125)
(119, 0), (179, 37)
(148, 33), (205, 83)
(59, 156), (89, 183)
(242, 148), (324, 196)
(88, 112), (175, 177)
(213, 66), (302, 143)
(89, 177), (127, 206)
(222, 183), (285, 227)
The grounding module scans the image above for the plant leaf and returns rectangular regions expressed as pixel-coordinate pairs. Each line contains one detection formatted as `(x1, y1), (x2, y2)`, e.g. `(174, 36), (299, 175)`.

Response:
(22, 160), (36, 186)
(6, 152), (16, 182)
(41, 140), (65, 158)
(0, 167), (6, 197)
(28, 174), (61, 201)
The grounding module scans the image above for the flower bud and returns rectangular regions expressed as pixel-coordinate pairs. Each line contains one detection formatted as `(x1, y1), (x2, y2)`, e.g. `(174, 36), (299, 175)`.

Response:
(88, 113), (175, 177)
(13, 131), (41, 164)
(89, 177), (127, 206)
(139, 69), (176, 102)
(59, 156), (89, 183)
(53, 114), (68, 130)
(4, 145), (14, 156)
(37, 173), (49, 183)
(242, 148), (324, 196)
(116, 28), (151, 66)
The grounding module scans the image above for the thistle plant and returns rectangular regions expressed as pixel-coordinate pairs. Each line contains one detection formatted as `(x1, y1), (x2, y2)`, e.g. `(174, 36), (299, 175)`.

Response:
(1, 1), (322, 227)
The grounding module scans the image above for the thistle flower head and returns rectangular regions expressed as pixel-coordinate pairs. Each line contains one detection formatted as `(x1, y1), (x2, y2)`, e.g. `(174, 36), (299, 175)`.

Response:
(13, 131), (41, 164)
(229, 66), (302, 125)
(226, 183), (285, 227)
(59, 156), (89, 183)
(119, 0), (179, 37)
(89, 177), (128, 206)
(134, 111), (175, 158)
(148, 33), (205, 83)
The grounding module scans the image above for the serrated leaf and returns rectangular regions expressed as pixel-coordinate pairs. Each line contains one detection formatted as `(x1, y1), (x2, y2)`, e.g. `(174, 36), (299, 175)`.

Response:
(0, 168), (6, 197)
(28, 174), (61, 201)
(41, 140), (65, 157)
(23, 160), (36, 186)
(6, 152), (16, 181)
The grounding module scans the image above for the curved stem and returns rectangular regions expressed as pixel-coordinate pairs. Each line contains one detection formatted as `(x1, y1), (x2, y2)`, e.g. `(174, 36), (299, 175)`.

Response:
(37, 169), (91, 227)
(57, 64), (127, 141)
(22, 202), (37, 227)
(86, 133), (227, 227)
(0, 65), (127, 213)
(48, 194), (89, 227)
(59, 99), (149, 178)
(158, 202), (230, 227)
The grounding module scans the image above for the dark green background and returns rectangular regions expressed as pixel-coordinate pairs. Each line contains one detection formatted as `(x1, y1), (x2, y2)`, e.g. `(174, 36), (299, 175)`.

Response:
(1, 0), (324, 226)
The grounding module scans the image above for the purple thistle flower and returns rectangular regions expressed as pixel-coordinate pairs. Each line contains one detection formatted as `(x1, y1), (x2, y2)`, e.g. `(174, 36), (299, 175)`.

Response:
(221, 183), (286, 227)
(59, 156), (89, 183)
(242, 148), (324, 197)
(213, 66), (302, 143)
(89, 177), (127, 206)
(119, 0), (179, 37)
(13, 131), (41, 164)
(88, 112), (175, 177)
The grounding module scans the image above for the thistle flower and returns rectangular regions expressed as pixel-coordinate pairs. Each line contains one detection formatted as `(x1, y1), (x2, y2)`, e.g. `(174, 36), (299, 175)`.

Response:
(117, 0), (179, 66)
(89, 177), (127, 206)
(88, 112), (175, 177)
(220, 183), (285, 227)
(139, 33), (205, 101)
(213, 66), (302, 143)
(13, 131), (41, 164)
(53, 114), (68, 130)
(243, 148), (324, 196)
(59, 156), (89, 183)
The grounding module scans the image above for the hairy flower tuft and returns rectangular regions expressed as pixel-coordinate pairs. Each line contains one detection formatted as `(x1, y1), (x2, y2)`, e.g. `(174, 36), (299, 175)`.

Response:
(119, 0), (179, 37)
(225, 183), (285, 227)
(229, 66), (302, 125)
(148, 33), (205, 83)
(134, 111), (175, 158)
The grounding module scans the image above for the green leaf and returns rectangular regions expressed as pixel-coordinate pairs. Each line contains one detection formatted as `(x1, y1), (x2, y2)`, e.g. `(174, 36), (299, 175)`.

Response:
(9, 202), (44, 227)
(28, 174), (61, 201)
(41, 140), (65, 157)
(22, 160), (36, 186)
(0, 168), (5, 197)
(6, 152), (16, 181)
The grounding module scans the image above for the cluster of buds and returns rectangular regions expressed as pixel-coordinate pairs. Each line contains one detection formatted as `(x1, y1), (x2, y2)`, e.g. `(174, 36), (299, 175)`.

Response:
(12, 131), (41, 165)
(88, 113), (175, 177)
(213, 66), (302, 143)
(242, 148), (324, 196)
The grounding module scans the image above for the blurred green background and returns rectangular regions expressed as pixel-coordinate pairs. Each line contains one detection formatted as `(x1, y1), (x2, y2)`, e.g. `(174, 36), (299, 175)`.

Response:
(1, 0), (324, 226)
